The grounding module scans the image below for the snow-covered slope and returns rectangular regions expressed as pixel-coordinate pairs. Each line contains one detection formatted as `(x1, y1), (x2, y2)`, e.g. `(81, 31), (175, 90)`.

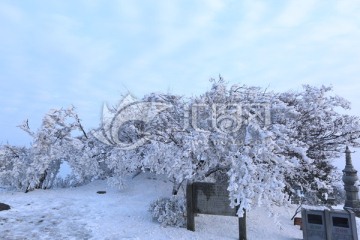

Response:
(0, 173), (316, 239)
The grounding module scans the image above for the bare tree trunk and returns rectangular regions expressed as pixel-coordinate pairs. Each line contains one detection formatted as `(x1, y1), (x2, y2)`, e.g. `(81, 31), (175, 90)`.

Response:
(172, 179), (184, 195)
(36, 170), (48, 189)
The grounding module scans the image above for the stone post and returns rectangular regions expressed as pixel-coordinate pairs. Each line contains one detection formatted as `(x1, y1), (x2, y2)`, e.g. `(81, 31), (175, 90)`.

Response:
(342, 146), (360, 216)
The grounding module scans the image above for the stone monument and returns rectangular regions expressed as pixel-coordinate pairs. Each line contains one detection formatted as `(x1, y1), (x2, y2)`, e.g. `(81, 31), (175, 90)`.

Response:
(186, 182), (246, 240)
(342, 146), (360, 216)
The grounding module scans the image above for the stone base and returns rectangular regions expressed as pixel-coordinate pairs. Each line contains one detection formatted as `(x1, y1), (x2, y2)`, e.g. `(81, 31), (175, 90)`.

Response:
(344, 199), (360, 209)
(344, 207), (360, 218)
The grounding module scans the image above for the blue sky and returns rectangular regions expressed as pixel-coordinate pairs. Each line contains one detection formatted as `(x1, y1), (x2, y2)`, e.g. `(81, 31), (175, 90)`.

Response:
(1, 0), (360, 150)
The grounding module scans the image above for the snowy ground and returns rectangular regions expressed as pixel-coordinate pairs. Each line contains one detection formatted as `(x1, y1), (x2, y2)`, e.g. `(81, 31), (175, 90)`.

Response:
(0, 172), (340, 240)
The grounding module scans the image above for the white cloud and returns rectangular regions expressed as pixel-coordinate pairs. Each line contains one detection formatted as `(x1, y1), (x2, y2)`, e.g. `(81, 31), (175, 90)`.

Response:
(40, 13), (114, 84)
(276, 0), (318, 27)
(0, 2), (23, 23)
(115, 0), (142, 23)
(2, 0), (360, 145)
(205, 0), (225, 12)
(80, 0), (101, 10)
(303, 19), (359, 42)
(197, 0), (225, 24)
(118, 0), (228, 77)
(243, 0), (268, 23)
(336, 0), (360, 16)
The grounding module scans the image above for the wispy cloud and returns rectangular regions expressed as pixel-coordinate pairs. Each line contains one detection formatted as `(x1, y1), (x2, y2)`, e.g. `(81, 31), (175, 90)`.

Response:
(242, 0), (268, 24)
(336, 0), (360, 16)
(0, 2), (23, 23)
(302, 19), (360, 43)
(1, 0), (360, 145)
(276, 0), (318, 27)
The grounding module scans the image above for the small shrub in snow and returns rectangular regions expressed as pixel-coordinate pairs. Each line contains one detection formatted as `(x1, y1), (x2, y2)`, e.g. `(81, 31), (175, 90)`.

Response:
(106, 176), (125, 190)
(149, 196), (186, 227)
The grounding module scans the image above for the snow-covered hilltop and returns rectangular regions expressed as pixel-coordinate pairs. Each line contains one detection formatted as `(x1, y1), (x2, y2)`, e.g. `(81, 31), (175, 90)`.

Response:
(0, 173), (305, 240)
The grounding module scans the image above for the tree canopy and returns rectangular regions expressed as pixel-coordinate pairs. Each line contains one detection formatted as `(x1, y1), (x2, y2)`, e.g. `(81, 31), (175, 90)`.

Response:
(1, 81), (359, 216)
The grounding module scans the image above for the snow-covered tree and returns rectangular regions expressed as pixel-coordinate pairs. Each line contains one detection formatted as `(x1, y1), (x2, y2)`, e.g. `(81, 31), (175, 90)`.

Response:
(278, 85), (360, 200)
(104, 80), (360, 216)
(0, 145), (32, 191)
(2, 79), (359, 217)
(15, 106), (104, 191)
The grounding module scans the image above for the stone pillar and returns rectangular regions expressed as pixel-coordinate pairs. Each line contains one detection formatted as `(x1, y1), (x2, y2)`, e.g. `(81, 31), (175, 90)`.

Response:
(342, 146), (360, 216)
